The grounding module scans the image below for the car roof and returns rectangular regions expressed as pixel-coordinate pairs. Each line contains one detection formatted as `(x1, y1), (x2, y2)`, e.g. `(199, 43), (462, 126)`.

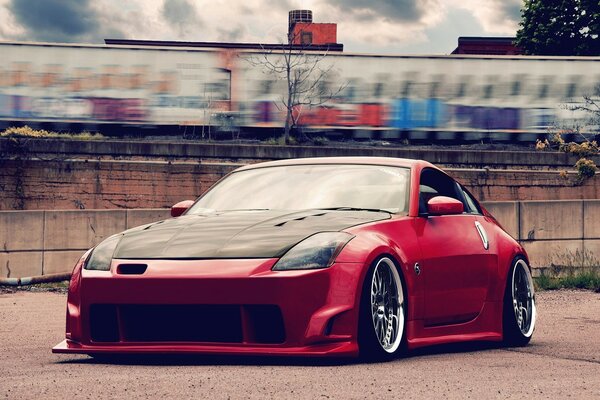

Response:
(235, 156), (435, 171)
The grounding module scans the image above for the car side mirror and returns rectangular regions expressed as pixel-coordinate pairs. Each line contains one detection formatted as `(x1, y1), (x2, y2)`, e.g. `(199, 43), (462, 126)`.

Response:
(427, 196), (464, 216)
(171, 200), (195, 217)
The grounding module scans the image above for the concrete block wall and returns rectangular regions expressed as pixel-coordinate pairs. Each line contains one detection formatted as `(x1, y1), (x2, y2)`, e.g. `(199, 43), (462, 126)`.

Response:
(0, 209), (170, 278)
(484, 200), (599, 274)
(1, 201), (598, 278)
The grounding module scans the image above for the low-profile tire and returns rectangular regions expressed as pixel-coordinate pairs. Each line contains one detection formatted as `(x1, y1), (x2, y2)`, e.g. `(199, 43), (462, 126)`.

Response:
(502, 257), (536, 346)
(358, 256), (407, 361)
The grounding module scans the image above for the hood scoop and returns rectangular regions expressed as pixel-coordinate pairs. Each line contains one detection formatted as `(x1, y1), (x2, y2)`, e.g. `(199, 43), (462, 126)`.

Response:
(274, 212), (328, 227)
(114, 209), (389, 259)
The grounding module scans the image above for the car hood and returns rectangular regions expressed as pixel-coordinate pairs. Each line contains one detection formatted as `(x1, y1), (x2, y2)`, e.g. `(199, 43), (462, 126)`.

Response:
(113, 209), (390, 259)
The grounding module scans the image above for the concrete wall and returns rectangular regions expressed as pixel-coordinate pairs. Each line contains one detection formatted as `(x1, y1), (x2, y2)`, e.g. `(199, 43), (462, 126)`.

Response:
(1, 138), (599, 210)
(1, 201), (598, 279)
(0, 209), (170, 278)
(2, 160), (599, 211)
(1, 138), (585, 167)
(0, 159), (235, 210)
(484, 200), (599, 275)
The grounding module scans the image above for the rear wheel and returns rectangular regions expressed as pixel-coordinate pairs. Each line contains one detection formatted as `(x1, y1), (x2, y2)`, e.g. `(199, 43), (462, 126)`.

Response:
(359, 256), (406, 360)
(503, 257), (536, 346)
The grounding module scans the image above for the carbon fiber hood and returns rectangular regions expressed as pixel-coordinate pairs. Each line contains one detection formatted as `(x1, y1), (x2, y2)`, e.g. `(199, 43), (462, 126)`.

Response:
(113, 209), (389, 259)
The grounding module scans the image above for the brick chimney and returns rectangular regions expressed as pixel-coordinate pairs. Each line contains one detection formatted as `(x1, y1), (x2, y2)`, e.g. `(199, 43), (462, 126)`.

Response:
(288, 10), (338, 46)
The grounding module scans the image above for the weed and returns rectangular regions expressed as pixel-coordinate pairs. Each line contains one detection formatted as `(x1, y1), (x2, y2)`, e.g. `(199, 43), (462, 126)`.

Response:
(1, 126), (104, 140)
(575, 158), (598, 181)
(311, 136), (329, 146)
(535, 270), (600, 291)
(535, 130), (598, 184)
(263, 135), (297, 146)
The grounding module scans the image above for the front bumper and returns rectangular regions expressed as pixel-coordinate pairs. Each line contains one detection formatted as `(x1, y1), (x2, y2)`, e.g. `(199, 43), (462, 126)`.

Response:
(52, 258), (364, 357)
(52, 339), (357, 357)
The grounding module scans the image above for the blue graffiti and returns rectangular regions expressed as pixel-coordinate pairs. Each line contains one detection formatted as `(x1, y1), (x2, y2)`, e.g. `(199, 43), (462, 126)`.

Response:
(389, 99), (447, 129)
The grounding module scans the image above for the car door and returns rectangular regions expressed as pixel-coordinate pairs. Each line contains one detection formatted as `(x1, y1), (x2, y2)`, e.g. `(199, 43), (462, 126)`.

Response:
(415, 168), (495, 327)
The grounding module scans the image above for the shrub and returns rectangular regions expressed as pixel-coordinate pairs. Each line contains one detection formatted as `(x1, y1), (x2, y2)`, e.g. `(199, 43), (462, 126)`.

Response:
(0, 126), (104, 140)
(575, 158), (597, 180)
(535, 131), (598, 184)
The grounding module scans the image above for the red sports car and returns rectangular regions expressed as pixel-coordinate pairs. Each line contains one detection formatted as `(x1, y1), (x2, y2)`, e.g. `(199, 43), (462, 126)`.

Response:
(53, 157), (536, 359)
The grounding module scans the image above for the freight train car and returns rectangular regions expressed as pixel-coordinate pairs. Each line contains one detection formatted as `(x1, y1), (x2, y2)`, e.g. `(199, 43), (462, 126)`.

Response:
(1, 41), (599, 141)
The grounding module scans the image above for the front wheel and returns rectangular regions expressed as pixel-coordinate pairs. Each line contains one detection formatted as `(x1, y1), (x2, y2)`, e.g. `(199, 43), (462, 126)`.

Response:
(502, 257), (536, 346)
(358, 256), (406, 360)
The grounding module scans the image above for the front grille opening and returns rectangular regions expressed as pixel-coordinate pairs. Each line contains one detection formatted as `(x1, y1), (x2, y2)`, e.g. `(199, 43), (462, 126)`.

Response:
(244, 305), (285, 344)
(90, 304), (119, 342)
(120, 305), (243, 342)
(89, 304), (286, 344)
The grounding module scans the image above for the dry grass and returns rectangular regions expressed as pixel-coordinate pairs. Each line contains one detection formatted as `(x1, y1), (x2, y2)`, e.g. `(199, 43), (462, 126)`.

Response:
(0, 126), (104, 140)
(535, 270), (600, 292)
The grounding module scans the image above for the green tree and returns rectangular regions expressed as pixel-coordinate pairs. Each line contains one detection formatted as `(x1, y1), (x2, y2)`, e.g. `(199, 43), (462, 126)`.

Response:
(516, 0), (600, 56)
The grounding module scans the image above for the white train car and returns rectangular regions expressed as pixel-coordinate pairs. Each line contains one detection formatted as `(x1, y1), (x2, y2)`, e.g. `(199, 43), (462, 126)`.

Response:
(1, 41), (598, 141)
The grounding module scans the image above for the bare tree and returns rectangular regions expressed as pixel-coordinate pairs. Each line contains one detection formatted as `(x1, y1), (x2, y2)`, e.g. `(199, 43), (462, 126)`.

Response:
(244, 31), (346, 143)
(566, 87), (600, 125)
(536, 86), (600, 183)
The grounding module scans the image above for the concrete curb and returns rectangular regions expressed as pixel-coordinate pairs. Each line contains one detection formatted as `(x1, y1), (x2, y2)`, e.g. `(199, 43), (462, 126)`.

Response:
(0, 272), (71, 286)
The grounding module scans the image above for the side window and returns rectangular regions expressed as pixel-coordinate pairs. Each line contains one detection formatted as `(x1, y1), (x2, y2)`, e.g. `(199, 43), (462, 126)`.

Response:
(418, 168), (463, 214)
(461, 186), (482, 214)
(418, 184), (438, 214)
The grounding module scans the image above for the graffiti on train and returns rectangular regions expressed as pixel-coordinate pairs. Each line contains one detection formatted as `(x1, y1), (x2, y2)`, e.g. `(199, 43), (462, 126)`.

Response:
(0, 47), (595, 133)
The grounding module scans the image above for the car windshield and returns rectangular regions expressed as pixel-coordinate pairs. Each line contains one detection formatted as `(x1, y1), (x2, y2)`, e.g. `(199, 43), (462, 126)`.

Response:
(187, 164), (410, 214)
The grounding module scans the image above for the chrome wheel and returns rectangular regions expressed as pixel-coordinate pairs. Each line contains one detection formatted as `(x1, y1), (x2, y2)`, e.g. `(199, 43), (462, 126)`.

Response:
(370, 257), (404, 353)
(511, 259), (536, 338)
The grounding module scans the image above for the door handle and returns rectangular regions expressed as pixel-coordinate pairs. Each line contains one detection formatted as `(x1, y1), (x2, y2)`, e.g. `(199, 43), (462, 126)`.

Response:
(474, 221), (489, 250)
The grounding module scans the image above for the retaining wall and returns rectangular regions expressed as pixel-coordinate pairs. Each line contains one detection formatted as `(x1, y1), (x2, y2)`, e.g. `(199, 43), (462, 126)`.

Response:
(1, 201), (597, 278)
(2, 159), (599, 210)
(1, 138), (599, 210)
(0, 209), (169, 278)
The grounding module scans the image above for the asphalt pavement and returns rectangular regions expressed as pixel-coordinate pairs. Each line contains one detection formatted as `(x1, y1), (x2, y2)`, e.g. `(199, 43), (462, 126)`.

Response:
(0, 289), (598, 399)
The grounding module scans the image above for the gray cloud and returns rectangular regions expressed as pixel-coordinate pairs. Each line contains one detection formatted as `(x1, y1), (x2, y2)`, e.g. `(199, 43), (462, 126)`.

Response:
(496, 0), (522, 24)
(271, 0), (295, 12)
(217, 24), (247, 42)
(162, 0), (202, 37)
(325, 0), (438, 23)
(7, 0), (124, 43)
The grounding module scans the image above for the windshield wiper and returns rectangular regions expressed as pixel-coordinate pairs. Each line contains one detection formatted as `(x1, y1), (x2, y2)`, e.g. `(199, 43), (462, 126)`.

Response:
(317, 207), (393, 214)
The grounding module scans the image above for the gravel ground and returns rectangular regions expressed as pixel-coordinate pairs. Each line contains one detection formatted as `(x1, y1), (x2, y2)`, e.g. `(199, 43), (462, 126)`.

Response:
(0, 290), (598, 399)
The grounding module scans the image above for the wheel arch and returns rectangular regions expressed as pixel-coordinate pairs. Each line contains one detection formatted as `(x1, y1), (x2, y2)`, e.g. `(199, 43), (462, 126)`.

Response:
(338, 230), (416, 299)
(346, 243), (412, 312)
(492, 232), (531, 302)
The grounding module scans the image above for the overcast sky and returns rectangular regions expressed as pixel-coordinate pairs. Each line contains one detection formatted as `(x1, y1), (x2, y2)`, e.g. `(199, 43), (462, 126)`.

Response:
(0, 0), (523, 54)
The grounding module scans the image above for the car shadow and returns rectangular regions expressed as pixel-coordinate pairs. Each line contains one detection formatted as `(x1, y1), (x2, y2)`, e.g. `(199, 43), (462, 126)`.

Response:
(55, 341), (509, 367)
(405, 340), (505, 359)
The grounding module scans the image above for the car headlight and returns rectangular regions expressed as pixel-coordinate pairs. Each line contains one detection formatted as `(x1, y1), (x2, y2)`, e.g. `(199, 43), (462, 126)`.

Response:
(85, 235), (121, 271)
(272, 232), (354, 271)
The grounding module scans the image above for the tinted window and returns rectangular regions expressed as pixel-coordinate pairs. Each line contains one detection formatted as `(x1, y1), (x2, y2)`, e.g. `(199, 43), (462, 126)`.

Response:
(461, 186), (482, 214)
(418, 168), (463, 214)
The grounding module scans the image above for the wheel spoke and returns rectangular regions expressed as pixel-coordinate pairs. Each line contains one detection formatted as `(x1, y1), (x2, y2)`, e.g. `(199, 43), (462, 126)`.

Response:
(511, 260), (536, 337)
(369, 258), (405, 354)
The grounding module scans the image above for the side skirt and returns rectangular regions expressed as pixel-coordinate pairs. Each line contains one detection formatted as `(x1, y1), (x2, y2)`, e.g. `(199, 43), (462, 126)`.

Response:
(405, 301), (503, 350)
